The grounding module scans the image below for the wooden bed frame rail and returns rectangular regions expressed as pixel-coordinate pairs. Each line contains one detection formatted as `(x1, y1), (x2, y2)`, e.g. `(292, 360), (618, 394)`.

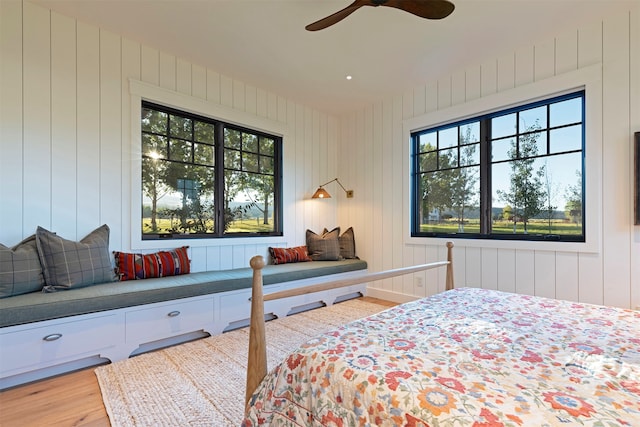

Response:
(245, 241), (454, 406)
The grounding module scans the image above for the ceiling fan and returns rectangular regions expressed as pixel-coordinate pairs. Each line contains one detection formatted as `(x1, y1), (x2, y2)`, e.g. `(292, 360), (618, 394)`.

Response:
(305, 0), (455, 31)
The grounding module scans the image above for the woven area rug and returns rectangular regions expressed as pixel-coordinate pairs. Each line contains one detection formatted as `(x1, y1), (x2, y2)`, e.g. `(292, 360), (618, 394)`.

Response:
(95, 298), (388, 426)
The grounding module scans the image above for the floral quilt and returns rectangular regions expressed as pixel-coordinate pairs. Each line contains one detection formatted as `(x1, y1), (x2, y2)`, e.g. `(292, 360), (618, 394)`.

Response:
(243, 287), (640, 426)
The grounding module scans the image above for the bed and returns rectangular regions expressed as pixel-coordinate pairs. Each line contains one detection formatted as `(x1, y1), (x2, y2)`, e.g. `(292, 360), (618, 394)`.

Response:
(243, 244), (640, 426)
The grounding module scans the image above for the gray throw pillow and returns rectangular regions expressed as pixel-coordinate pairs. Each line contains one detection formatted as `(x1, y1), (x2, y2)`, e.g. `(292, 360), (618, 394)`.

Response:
(0, 235), (45, 298)
(322, 227), (357, 259)
(36, 224), (117, 291)
(306, 228), (341, 261)
(338, 227), (356, 259)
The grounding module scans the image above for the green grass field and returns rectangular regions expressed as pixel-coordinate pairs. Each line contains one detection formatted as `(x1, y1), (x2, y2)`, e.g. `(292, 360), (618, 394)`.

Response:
(420, 219), (582, 235)
(142, 217), (273, 234)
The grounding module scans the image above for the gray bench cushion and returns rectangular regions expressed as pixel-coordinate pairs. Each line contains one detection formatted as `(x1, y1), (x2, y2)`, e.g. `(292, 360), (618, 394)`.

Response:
(0, 259), (367, 328)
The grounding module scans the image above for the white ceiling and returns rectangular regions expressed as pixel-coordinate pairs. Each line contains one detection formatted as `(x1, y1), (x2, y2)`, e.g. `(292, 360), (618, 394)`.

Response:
(33, 0), (638, 115)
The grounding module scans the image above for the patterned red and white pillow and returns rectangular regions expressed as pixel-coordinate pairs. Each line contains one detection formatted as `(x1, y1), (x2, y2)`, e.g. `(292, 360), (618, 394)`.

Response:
(114, 246), (190, 281)
(268, 246), (312, 265)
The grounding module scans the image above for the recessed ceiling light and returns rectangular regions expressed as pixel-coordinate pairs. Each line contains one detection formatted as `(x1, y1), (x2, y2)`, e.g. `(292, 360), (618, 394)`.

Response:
(346, 75), (352, 80)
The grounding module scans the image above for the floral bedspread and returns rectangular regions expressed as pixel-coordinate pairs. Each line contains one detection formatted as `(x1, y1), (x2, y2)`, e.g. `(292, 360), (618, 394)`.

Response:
(243, 287), (640, 426)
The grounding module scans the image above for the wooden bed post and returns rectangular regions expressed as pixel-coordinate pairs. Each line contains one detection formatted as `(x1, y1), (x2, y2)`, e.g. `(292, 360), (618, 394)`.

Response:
(245, 255), (266, 407)
(446, 241), (454, 291)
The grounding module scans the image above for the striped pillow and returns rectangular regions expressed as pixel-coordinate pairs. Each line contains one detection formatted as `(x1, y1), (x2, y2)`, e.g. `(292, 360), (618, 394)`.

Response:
(269, 246), (311, 265)
(114, 247), (190, 281)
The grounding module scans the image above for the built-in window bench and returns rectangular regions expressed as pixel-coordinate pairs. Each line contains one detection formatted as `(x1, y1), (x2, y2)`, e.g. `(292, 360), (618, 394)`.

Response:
(0, 259), (367, 390)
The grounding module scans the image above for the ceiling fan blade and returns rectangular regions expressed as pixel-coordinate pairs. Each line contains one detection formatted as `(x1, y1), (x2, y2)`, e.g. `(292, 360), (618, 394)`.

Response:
(384, 0), (455, 20)
(305, 0), (372, 31)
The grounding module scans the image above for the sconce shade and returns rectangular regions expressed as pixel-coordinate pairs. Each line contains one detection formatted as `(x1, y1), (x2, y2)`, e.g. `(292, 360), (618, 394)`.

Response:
(312, 187), (331, 199)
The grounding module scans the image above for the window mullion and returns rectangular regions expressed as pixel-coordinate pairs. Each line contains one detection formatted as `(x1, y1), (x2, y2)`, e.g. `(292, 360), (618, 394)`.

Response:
(214, 124), (225, 236)
(480, 118), (492, 234)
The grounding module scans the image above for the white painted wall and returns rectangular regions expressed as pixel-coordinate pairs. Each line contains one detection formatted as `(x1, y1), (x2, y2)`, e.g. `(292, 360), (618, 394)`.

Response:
(2, 1), (638, 310)
(341, 5), (640, 310)
(0, 0), (341, 272)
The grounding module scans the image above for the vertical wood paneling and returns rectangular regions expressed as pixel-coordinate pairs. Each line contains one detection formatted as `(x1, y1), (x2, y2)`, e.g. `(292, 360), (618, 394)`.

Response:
(267, 93), (278, 122)
(497, 249), (516, 293)
(380, 99), (393, 289)
(631, 6), (640, 310)
(120, 38), (141, 250)
(99, 30), (122, 250)
(555, 29), (578, 74)
(311, 110), (321, 228)
(465, 65), (481, 102)
(294, 104), (306, 243)
(176, 58), (191, 95)
(191, 64), (206, 99)
(515, 250), (535, 295)
(425, 81), (438, 113)
(361, 106), (374, 270)
(245, 85), (257, 115)
(233, 80), (245, 111)
(480, 59), (497, 97)
(451, 70), (466, 106)
(159, 52), (176, 91)
(578, 252), (603, 305)
(371, 102), (384, 287)
(76, 21), (101, 236)
(515, 45), (534, 86)
(256, 88), (268, 118)
(0, 0), (24, 243)
(534, 251), (555, 298)
(413, 86), (426, 116)
(578, 21), (603, 68)
(555, 252), (579, 302)
(206, 69), (221, 104)
(602, 12), (631, 308)
(391, 96), (403, 293)
(534, 39), (556, 81)
(50, 12), (77, 238)
(464, 247), (482, 287)
(141, 46), (159, 86)
(206, 246), (221, 271)
(497, 52), (515, 92)
(480, 248), (498, 290)
(5, 1), (639, 309)
(22, 2), (52, 234)
(220, 75), (233, 107)
(437, 76), (452, 109)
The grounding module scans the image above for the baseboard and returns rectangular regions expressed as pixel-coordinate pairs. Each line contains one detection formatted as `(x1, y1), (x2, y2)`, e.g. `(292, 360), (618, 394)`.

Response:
(365, 287), (421, 304)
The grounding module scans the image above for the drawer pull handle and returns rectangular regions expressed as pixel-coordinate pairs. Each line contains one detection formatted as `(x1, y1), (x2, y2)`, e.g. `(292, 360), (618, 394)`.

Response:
(43, 333), (62, 342)
(167, 310), (181, 317)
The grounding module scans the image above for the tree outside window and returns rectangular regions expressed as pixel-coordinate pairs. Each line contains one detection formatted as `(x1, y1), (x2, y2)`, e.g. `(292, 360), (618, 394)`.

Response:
(412, 91), (584, 242)
(141, 102), (282, 239)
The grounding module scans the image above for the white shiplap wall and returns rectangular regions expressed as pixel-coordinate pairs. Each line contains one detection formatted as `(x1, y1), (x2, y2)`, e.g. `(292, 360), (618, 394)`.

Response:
(0, 0), (341, 272)
(341, 6), (640, 309)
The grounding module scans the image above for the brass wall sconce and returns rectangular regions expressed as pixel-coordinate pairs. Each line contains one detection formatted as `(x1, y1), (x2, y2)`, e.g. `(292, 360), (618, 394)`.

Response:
(312, 178), (353, 199)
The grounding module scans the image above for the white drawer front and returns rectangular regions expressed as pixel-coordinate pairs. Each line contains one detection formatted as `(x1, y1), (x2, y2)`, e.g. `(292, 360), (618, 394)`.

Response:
(126, 297), (214, 343)
(218, 285), (284, 323)
(0, 314), (119, 375)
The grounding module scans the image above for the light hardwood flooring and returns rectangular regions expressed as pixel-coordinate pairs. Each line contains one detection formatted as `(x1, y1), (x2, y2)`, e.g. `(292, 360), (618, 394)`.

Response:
(0, 297), (396, 427)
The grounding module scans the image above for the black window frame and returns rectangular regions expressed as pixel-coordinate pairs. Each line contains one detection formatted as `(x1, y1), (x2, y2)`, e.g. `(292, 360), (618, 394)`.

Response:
(141, 101), (283, 240)
(411, 91), (585, 242)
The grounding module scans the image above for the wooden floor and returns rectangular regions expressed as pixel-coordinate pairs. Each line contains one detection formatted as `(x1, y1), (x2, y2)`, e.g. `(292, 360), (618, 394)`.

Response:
(0, 297), (395, 427)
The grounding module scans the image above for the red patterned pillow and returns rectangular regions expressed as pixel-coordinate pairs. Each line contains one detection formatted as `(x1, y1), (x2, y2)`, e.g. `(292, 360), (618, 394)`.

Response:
(114, 246), (190, 281)
(268, 246), (311, 265)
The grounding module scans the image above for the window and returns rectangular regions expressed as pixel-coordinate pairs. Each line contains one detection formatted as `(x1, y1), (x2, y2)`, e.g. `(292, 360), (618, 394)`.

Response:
(412, 91), (584, 242)
(141, 102), (282, 239)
